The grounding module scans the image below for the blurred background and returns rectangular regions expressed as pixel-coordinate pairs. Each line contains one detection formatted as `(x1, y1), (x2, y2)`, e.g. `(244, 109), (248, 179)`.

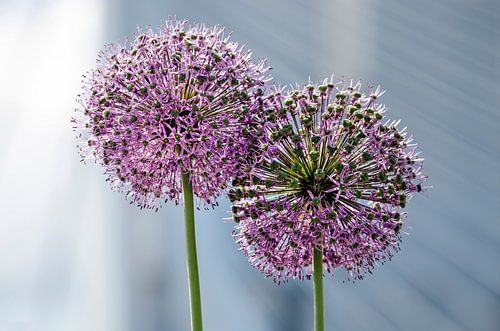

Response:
(0, 0), (499, 330)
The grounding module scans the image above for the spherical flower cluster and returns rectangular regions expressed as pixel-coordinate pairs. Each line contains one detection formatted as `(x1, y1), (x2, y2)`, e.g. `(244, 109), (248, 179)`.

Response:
(73, 19), (270, 210)
(230, 79), (426, 282)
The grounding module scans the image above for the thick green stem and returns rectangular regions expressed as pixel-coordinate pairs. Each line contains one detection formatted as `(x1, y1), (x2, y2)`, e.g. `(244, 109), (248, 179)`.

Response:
(182, 171), (203, 331)
(313, 247), (325, 331)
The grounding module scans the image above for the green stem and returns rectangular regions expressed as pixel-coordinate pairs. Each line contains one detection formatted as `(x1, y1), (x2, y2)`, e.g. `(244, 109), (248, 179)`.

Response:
(182, 171), (203, 331)
(313, 247), (325, 331)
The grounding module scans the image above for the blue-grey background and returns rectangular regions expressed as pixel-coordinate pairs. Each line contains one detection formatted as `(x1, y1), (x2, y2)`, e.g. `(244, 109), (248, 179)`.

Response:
(0, 0), (498, 330)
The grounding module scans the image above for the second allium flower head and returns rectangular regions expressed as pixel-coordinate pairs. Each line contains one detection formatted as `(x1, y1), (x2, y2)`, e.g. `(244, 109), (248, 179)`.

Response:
(231, 80), (426, 282)
(74, 19), (270, 210)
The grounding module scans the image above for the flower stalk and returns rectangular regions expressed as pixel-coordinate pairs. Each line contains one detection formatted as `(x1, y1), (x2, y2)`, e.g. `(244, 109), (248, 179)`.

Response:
(313, 247), (324, 331)
(182, 171), (203, 331)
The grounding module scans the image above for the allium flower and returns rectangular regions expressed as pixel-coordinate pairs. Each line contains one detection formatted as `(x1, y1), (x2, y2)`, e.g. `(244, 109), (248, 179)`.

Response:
(73, 19), (270, 210)
(231, 79), (426, 282)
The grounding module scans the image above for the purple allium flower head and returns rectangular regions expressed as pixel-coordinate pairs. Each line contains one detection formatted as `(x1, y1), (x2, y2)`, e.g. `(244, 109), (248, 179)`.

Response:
(73, 18), (271, 210)
(230, 79), (427, 282)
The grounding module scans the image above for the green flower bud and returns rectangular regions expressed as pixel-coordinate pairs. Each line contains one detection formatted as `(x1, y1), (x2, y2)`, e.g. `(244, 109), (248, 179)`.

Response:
(342, 119), (352, 128)
(309, 150), (319, 162)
